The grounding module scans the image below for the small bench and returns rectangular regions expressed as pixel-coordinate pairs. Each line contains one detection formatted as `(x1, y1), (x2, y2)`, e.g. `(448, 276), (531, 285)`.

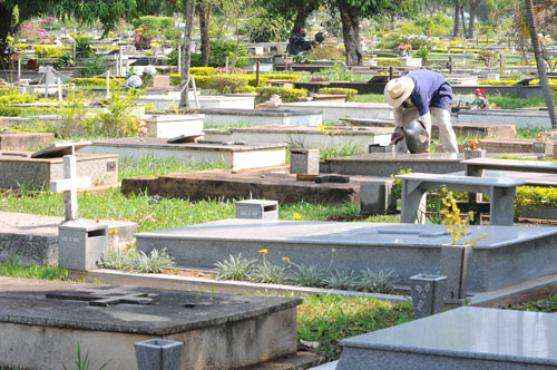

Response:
(397, 173), (526, 226)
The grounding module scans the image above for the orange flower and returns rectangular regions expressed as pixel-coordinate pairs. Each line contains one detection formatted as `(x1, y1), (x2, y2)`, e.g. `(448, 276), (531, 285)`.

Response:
(258, 247), (269, 256)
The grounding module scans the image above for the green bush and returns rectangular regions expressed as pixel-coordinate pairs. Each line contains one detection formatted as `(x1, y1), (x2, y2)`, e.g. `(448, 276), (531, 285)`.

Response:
(80, 55), (108, 77)
(195, 73), (253, 93)
(208, 40), (248, 68)
(260, 72), (301, 82)
(35, 45), (68, 58)
(257, 86), (308, 102)
(72, 77), (125, 88)
(516, 186), (557, 208)
(131, 16), (173, 31)
(318, 87), (358, 100)
(190, 67), (217, 76)
(73, 34), (94, 58)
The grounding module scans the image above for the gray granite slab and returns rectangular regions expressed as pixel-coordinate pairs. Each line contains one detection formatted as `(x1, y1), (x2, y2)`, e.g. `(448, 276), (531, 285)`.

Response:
(0, 281), (300, 335)
(137, 220), (556, 249)
(337, 307), (557, 369)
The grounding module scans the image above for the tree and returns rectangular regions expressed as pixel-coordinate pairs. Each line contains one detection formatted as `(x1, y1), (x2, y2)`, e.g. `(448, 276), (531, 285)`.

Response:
(179, 0), (195, 107)
(331, 0), (409, 66)
(196, 0), (211, 66)
(452, 0), (463, 38)
(466, 0), (480, 39)
(523, 0), (556, 128)
(256, 0), (320, 40)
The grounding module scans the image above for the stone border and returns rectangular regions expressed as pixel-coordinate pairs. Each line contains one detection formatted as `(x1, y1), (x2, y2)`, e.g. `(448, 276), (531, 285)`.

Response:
(72, 269), (410, 304)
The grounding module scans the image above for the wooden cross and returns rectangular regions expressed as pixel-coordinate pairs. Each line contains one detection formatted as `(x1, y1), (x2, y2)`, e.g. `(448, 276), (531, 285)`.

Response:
(50, 151), (92, 221)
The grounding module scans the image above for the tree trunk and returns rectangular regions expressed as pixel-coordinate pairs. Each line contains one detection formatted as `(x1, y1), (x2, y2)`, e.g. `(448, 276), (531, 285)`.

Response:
(197, 0), (211, 66)
(467, 0), (479, 39)
(460, 5), (467, 37)
(452, 2), (461, 38)
(338, 0), (362, 66)
(524, 0), (557, 128)
(0, 4), (13, 69)
(180, 0), (196, 108)
(289, 1), (318, 38)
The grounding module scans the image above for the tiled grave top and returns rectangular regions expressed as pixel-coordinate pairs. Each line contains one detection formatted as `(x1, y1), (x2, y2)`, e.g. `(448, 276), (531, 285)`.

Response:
(457, 109), (550, 117)
(90, 138), (286, 152)
(398, 172), (526, 187)
(197, 108), (322, 117)
(0, 152), (116, 164)
(136, 219), (557, 250)
(464, 158), (557, 172)
(0, 278), (300, 335)
(327, 153), (462, 162)
(340, 307), (557, 366)
(223, 125), (393, 136)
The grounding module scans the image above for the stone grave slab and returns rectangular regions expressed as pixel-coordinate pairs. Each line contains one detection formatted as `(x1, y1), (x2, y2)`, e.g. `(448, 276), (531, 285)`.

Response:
(145, 114), (204, 139)
(342, 117), (517, 139)
(454, 109), (551, 129)
(0, 211), (136, 265)
(31, 141), (92, 159)
(0, 278), (304, 370)
(278, 102), (392, 122)
(136, 220), (557, 293)
(322, 153), (464, 177)
(333, 307), (557, 370)
(479, 138), (552, 155)
(80, 138), (286, 172)
(198, 108), (323, 127)
(204, 125), (392, 152)
(0, 152), (118, 191)
(0, 132), (55, 151)
(138, 92), (255, 111)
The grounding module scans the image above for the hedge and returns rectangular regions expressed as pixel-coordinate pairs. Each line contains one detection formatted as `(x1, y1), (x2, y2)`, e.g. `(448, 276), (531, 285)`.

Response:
(72, 77), (125, 88)
(257, 86), (308, 102)
(318, 88), (358, 100)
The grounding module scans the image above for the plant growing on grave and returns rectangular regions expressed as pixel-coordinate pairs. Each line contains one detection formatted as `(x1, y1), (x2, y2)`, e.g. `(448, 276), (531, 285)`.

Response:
(65, 342), (110, 370)
(356, 269), (398, 294)
(325, 269), (359, 290)
(99, 247), (175, 274)
(318, 88), (358, 101)
(390, 168), (412, 200)
(0, 254), (70, 281)
(73, 34), (94, 59)
(438, 186), (473, 245)
(93, 89), (146, 137)
(248, 247), (289, 284)
(215, 254), (256, 281)
(80, 56), (108, 77)
(290, 263), (329, 288)
(58, 90), (87, 139)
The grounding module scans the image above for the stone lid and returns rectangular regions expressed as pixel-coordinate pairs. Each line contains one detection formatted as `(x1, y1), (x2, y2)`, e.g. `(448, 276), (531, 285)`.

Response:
(136, 220), (557, 250)
(339, 307), (557, 366)
(0, 280), (301, 335)
(397, 172), (527, 187)
(91, 138), (286, 152)
(325, 153), (462, 163)
(31, 141), (92, 159)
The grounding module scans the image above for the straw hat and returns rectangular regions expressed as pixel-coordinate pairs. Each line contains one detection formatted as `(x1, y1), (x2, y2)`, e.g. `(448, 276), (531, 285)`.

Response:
(384, 76), (414, 108)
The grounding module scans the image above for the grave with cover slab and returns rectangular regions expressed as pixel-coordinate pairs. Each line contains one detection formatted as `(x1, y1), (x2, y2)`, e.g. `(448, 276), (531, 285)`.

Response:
(322, 153), (464, 177)
(0, 278), (311, 370)
(145, 114), (204, 139)
(325, 307), (557, 370)
(137, 219), (557, 295)
(278, 101), (392, 122)
(204, 125), (392, 151)
(138, 92), (255, 111)
(199, 108), (323, 127)
(81, 137), (287, 172)
(0, 142), (118, 191)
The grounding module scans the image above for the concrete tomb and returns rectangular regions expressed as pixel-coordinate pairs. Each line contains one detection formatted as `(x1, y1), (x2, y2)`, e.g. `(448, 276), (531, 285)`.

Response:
(138, 92), (255, 111)
(322, 153), (464, 177)
(121, 168), (396, 214)
(454, 108), (552, 129)
(0, 132), (55, 151)
(136, 220), (557, 294)
(80, 138), (287, 172)
(0, 211), (136, 266)
(204, 125), (392, 152)
(145, 114), (204, 139)
(199, 108), (323, 127)
(278, 101), (392, 122)
(0, 278), (307, 370)
(330, 307), (557, 370)
(0, 143), (118, 191)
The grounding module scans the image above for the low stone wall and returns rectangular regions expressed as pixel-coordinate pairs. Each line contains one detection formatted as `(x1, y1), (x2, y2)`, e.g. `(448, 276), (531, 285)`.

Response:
(0, 133), (55, 152)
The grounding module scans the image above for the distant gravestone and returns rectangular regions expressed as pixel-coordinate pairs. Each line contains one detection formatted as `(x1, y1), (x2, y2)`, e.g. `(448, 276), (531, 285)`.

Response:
(152, 75), (171, 90)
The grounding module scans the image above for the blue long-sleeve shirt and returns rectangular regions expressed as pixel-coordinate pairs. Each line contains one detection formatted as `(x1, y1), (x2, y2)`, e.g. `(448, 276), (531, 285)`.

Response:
(405, 69), (453, 116)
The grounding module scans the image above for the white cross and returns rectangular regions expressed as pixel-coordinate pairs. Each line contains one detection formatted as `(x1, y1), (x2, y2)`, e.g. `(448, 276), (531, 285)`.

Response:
(50, 154), (92, 221)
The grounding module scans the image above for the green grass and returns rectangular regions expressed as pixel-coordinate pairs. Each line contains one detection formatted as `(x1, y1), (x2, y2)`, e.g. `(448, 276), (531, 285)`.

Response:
(489, 95), (549, 109)
(0, 256), (70, 280)
(0, 156), (398, 232)
(298, 295), (413, 361)
(510, 295), (557, 313)
(350, 93), (385, 103)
